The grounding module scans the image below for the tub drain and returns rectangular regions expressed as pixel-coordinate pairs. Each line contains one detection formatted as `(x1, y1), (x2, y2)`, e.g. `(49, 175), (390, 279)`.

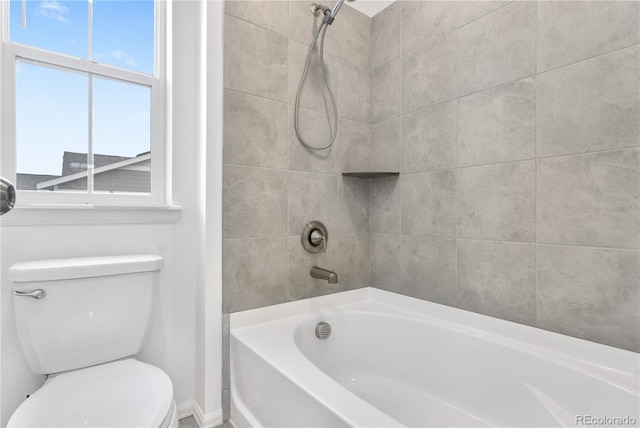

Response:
(315, 322), (331, 339)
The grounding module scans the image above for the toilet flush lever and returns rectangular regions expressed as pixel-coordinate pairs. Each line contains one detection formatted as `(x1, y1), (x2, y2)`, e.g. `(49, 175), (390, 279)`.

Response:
(14, 289), (46, 299)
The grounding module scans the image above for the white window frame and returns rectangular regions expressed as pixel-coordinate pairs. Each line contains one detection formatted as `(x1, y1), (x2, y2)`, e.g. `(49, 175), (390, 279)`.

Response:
(0, 0), (168, 207)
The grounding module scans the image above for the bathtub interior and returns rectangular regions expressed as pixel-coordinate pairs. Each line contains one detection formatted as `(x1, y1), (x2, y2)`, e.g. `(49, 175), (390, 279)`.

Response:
(231, 336), (351, 428)
(294, 311), (640, 427)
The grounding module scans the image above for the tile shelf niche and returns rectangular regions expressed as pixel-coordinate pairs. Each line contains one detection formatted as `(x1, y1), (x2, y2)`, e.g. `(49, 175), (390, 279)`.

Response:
(342, 172), (400, 178)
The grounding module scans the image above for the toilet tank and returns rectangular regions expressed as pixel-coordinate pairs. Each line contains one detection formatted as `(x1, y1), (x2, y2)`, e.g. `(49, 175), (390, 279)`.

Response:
(9, 254), (164, 375)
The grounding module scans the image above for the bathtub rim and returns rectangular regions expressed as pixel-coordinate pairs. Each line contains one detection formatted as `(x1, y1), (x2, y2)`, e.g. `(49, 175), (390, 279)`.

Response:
(231, 287), (639, 393)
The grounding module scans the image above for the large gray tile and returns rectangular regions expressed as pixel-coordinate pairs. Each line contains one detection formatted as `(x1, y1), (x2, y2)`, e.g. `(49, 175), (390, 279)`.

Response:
(537, 245), (640, 352)
(456, 161), (536, 242)
(288, 40), (340, 114)
(369, 176), (401, 234)
(338, 233), (370, 291)
(225, 0), (289, 37)
(538, 149), (640, 250)
(223, 165), (288, 238)
(402, 33), (457, 113)
(338, 62), (370, 124)
(288, 106), (339, 174)
(339, 176), (369, 234)
(402, 100), (457, 174)
(224, 15), (288, 102)
(401, 236), (457, 306)
(289, 1), (340, 58)
(224, 90), (288, 169)
(457, 1), (535, 96)
(371, 1), (401, 68)
(339, 118), (370, 173)
(401, 0), (457, 55)
(458, 78), (535, 167)
(288, 235), (339, 300)
(537, 47), (640, 158)
(371, 59), (401, 124)
(401, 171), (456, 237)
(287, 2), (370, 73)
(457, 240), (536, 325)
(288, 171), (339, 235)
(537, 0), (640, 73)
(330, 4), (371, 71)
(457, 1), (513, 27)
(370, 233), (402, 293)
(223, 237), (288, 312)
(370, 117), (401, 172)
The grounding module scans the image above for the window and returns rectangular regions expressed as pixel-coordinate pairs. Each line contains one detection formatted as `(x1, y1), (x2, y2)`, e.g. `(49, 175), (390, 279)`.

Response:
(1, 0), (166, 206)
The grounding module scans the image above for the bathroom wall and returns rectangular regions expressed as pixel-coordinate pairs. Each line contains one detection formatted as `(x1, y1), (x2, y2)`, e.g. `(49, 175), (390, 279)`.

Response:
(0, 1), (215, 424)
(222, 0), (372, 314)
(369, 0), (639, 352)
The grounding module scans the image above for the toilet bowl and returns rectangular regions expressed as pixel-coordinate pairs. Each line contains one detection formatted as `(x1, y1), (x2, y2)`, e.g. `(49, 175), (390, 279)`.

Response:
(7, 255), (178, 428)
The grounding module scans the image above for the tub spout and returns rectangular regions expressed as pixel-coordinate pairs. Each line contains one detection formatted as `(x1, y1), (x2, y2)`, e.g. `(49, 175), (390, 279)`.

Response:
(310, 266), (338, 284)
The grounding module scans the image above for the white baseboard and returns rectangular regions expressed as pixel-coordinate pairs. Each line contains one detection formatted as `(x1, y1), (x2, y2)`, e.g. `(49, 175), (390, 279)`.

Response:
(193, 401), (223, 428)
(176, 400), (194, 419)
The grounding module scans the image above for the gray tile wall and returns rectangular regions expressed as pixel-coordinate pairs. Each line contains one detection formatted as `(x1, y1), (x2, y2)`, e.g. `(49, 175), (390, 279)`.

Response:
(369, 0), (640, 352)
(223, 0), (372, 314)
(222, 3), (639, 397)
(222, 5), (371, 419)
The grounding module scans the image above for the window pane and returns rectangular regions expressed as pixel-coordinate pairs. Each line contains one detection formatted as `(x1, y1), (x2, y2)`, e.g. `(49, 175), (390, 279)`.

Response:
(92, 0), (155, 75)
(10, 0), (88, 58)
(92, 77), (151, 194)
(16, 62), (88, 192)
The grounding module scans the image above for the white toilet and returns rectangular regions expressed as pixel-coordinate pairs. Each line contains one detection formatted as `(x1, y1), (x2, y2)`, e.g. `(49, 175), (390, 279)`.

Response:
(7, 254), (179, 428)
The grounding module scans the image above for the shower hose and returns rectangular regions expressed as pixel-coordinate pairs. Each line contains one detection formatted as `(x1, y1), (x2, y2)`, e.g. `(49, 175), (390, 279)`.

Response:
(294, 18), (338, 151)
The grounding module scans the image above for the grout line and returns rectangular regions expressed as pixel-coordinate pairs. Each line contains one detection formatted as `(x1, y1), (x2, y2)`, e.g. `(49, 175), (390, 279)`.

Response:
(455, 0), (517, 33)
(532, 242), (640, 253)
(372, 72), (539, 126)
(382, 145), (640, 178)
(453, 236), (640, 253)
(224, 87), (373, 127)
(534, 0), (539, 326)
(224, 232), (640, 254)
(390, 0), (518, 71)
(224, 11), (291, 40)
(454, 8), (460, 304)
(374, 46), (640, 129)
(536, 42), (640, 78)
(223, 162), (345, 177)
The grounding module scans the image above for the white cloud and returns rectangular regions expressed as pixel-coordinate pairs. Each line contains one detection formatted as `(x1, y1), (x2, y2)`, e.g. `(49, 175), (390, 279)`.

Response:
(94, 50), (139, 68)
(35, 0), (70, 23)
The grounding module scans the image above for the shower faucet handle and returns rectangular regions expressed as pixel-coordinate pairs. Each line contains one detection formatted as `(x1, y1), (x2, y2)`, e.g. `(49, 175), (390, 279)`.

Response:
(310, 229), (325, 251)
(302, 221), (328, 254)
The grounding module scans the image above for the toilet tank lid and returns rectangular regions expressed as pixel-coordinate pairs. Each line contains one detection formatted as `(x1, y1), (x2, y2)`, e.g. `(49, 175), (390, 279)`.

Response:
(8, 254), (164, 283)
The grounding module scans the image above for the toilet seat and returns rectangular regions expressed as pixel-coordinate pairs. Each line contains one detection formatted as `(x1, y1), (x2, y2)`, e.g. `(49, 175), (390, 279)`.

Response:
(7, 358), (175, 428)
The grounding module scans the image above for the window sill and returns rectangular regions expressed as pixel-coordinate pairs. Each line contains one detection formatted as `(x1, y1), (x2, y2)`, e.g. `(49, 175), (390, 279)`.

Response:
(0, 204), (182, 226)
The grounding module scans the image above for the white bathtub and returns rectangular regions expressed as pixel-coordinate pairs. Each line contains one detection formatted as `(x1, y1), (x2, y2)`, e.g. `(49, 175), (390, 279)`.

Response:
(230, 288), (639, 427)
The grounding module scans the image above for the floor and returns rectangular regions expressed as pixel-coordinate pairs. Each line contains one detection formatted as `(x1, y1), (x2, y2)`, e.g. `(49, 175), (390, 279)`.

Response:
(179, 416), (234, 428)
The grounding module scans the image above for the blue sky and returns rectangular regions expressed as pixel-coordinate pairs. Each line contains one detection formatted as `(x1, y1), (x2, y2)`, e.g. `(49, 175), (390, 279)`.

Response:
(10, 0), (154, 177)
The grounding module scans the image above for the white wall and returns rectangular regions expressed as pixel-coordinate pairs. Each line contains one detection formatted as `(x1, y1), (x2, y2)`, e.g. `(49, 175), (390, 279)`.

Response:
(0, 1), (220, 425)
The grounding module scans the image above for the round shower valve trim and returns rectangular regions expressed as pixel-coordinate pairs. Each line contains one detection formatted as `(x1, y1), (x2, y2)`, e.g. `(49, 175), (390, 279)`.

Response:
(301, 221), (328, 254)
